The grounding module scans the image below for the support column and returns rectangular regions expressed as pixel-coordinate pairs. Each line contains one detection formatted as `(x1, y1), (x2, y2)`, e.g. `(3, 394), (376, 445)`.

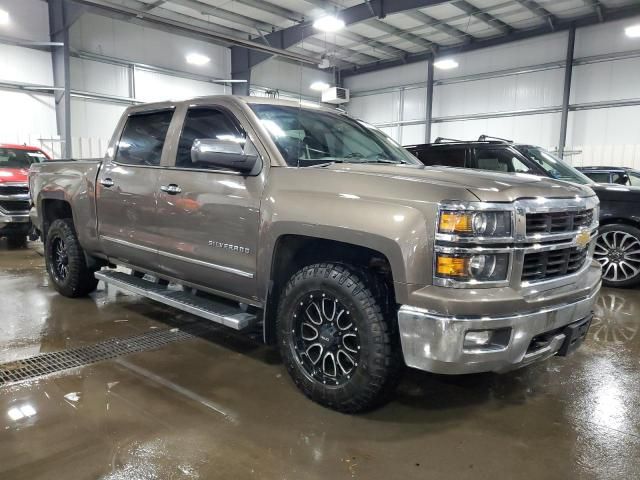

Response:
(231, 46), (251, 96)
(425, 55), (434, 143)
(558, 25), (576, 158)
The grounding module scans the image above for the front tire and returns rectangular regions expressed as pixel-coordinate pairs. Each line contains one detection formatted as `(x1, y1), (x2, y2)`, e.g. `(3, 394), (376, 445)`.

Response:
(45, 218), (99, 297)
(277, 263), (401, 413)
(594, 223), (640, 288)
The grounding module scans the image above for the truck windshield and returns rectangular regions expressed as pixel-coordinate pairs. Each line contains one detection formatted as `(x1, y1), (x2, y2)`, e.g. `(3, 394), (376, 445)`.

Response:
(250, 104), (419, 167)
(516, 146), (593, 185)
(0, 148), (48, 168)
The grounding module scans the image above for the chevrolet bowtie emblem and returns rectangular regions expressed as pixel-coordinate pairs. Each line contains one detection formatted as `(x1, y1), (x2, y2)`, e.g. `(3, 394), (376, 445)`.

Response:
(576, 230), (590, 249)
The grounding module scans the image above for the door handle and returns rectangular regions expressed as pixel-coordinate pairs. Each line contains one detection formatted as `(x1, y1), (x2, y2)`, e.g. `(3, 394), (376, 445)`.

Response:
(100, 178), (114, 187)
(160, 184), (182, 195)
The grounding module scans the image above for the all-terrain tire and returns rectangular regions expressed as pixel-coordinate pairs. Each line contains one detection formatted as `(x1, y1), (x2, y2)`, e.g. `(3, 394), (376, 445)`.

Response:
(45, 218), (99, 297)
(277, 263), (402, 413)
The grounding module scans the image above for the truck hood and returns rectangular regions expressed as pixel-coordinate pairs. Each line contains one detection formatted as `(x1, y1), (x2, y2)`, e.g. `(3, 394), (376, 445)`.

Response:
(0, 168), (29, 183)
(325, 164), (595, 202)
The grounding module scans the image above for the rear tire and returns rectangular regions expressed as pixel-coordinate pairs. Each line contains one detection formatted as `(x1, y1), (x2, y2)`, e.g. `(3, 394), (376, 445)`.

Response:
(277, 263), (401, 413)
(45, 218), (99, 297)
(594, 224), (640, 288)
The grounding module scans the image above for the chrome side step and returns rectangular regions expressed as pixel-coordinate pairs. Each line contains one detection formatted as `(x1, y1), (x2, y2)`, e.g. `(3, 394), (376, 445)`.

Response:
(95, 270), (257, 330)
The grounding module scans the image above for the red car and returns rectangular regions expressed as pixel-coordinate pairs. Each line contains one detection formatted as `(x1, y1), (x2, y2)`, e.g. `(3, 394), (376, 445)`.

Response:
(0, 144), (50, 246)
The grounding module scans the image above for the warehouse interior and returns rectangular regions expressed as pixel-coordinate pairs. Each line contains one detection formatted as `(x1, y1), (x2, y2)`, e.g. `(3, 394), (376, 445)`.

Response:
(1, 0), (640, 478)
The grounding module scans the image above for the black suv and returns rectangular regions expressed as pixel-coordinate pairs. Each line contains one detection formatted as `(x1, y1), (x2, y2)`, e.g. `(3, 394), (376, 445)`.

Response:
(407, 137), (640, 288)
(577, 166), (640, 186)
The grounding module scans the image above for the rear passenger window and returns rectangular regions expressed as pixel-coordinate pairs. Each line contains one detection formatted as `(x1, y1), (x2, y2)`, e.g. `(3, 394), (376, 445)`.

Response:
(417, 147), (466, 167)
(176, 108), (244, 169)
(584, 172), (611, 183)
(114, 110), (173, 166)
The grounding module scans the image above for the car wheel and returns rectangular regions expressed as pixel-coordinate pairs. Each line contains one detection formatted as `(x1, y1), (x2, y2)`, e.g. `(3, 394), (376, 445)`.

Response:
(45, 218), (99, 297)
(594, 224), (640, 288)
(277, 263), (401, 413)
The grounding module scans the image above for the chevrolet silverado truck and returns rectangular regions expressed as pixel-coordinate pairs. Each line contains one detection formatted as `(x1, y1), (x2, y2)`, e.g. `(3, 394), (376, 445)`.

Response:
(29, 96), (602, 412)
(0, 144), (49, 246)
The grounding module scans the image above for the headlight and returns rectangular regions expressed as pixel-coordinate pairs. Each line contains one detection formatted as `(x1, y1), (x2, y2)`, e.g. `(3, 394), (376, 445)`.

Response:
(438, 210), (512, 238)
(435, 252), (510, 283)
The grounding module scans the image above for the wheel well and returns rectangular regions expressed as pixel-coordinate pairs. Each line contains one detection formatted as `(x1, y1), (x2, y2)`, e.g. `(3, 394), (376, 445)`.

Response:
(263, 235), (396, 344)
(599, 217), (640, 230)
(41, 199), (73, 241)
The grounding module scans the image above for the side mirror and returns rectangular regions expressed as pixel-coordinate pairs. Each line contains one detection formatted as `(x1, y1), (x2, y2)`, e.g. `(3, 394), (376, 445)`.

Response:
(191, 138), (259, 173)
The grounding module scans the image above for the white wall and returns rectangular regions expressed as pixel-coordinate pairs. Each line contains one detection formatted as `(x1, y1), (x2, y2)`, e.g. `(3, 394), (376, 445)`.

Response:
(0, 0), (58, 154)
(251, 57), (333, 100)
(346, 16), (640, 167)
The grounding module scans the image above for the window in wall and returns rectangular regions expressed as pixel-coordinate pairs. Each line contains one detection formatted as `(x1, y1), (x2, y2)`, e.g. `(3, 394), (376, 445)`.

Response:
(176, 108), (245, 169)
(114, 110), (174, 166)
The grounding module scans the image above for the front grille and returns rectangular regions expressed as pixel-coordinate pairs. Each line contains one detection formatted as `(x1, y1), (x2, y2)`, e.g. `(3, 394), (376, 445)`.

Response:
(0, 185), (29, 195)
(526, 209), (594, 235)
(0, 200), (30, 213)
(522, 247), (588, 282)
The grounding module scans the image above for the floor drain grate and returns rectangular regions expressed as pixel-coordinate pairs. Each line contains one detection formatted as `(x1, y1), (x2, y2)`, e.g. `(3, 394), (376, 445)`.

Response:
(0, 328), (194, 386)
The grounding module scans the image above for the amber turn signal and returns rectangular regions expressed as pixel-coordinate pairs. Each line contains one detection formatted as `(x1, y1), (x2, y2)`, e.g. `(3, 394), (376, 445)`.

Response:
(436, 255), (468, 277)
(439, 212), (473, 234)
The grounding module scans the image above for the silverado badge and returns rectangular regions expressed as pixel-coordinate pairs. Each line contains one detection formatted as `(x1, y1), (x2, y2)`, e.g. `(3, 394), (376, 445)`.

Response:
(576, 230), (590, 249)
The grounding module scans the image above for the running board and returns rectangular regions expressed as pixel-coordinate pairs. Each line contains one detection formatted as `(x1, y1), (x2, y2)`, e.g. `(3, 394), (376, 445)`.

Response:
(95, 270), (257, 330)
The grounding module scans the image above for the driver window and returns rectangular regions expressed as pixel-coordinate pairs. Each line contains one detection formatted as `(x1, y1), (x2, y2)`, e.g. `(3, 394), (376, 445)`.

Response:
(114, 110), (173, 166)
(176, 107), (246, 169)
(475, 149), (533, 174)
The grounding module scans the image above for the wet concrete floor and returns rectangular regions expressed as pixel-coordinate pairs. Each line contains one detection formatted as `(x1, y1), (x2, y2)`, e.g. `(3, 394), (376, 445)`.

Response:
(0, 241), (638, 479)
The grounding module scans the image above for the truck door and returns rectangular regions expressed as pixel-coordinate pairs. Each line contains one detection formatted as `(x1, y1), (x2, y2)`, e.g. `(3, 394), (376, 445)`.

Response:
(154, 105), (265, 302)
(96, 109), (174, 268)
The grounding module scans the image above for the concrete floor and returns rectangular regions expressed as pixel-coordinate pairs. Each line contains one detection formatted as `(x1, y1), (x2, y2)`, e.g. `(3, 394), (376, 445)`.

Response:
(0, 242), (638, 480)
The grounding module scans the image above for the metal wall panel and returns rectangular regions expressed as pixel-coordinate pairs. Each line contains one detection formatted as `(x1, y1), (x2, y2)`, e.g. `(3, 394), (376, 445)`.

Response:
(347, 91), (401, 124)
(344, 62), (428, 93)
(70, 98), (126, 142)
(433, 69), (565, 117)
(251, 58), (332, 98)
(400, 124), (426, 146)
(0, 0), (49, 42)
(571, 59), (640, 104)
(435, 32), (568, 81)
(574, 15), (640, 57)
(133, 69), (226, 103)
(402, 87), (427, 121)
(432, 113), (562, 149)
(0, 91), (57, 144)
(69, 13), (231, 79)
(0, 44), (53, 84)
(70, 58), (130, 97)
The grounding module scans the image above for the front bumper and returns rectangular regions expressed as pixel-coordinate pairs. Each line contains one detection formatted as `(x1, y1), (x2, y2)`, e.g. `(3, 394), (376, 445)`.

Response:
(0, 212), (30, 234)
(398, 276), (600, 375)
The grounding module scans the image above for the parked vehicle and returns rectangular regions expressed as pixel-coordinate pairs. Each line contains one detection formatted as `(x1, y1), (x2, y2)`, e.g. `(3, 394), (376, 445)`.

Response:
(0, 144), (50, 246)
(407, 137), (640, 288)
(577, 166), (640, 186)
(29, 98), (601, 412)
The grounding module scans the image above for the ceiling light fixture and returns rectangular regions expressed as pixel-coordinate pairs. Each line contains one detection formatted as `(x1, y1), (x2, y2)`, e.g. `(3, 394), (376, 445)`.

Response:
(310, 81), (330, 91)
(433, 58), (459, 70)
(0, 9), (10, 25)
(186, 53), (210, 66)
(625, 24), (640, 38)
(313, 15), (345, 32)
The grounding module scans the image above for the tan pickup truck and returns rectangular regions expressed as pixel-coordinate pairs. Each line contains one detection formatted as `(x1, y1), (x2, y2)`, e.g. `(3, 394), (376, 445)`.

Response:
(29, 96), (602, 412)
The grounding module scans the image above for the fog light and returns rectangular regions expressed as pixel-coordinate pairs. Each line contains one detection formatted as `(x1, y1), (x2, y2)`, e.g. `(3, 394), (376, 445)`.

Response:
(464, 330), (491, 347)
(463, 328), (512, 351)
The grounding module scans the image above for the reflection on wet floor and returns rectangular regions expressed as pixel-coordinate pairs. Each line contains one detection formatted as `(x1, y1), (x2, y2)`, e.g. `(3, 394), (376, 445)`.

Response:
(0, 242), (639, 479)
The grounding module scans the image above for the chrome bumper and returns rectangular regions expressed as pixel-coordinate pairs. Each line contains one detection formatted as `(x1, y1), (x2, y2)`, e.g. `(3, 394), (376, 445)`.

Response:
(0, 212), (30, 224)
(398, 281), (600, 375)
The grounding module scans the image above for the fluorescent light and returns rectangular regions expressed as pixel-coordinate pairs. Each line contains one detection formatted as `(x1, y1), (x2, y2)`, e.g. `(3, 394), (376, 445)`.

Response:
(313, 15), (345, 32)
(626, 24), (640, 38)
(310, 81), (330, 91)
(0, 9), (9, 25)
(433, 58), (459, 70)
(186, 53), (210, 66)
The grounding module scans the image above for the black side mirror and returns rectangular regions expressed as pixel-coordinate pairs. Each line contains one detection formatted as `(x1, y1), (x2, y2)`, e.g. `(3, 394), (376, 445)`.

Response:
(191, 138), (259, 173)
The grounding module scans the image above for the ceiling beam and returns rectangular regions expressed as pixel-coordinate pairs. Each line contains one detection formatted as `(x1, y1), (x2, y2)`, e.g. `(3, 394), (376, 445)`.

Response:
(514, 0), (557, 31)
(451, 0), (512, 35)
(239, 0), (453, 69)
(342, 3), (640, 77)
(367, 19), (435, 50)
(584, 0), (605, 22)
(403, 10), (473, 42)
